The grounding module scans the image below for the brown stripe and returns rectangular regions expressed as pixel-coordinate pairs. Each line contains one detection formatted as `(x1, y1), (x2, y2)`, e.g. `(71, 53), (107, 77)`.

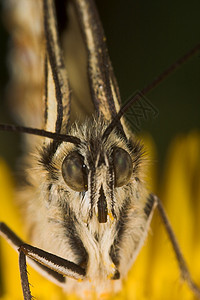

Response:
(73, 0), (121, 120)
(43, 0), (71, 133)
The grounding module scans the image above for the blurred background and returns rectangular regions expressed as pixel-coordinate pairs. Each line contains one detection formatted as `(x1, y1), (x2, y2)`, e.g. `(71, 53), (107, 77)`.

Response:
(0, 1), (200, 299)
(0, 0), (199, 173)
(96, 0), (200, 169)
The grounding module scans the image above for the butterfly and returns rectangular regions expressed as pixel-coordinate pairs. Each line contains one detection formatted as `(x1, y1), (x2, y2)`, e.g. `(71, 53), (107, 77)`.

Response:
(0, 0), (200, 299)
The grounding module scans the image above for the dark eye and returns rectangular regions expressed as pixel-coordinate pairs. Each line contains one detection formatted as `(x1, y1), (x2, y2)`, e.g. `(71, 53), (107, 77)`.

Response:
(113, 147), (133, 187)
(62, 152), (88, 192)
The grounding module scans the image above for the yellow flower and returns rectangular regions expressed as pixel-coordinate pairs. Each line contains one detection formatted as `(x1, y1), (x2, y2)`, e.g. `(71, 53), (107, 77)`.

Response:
(0, 132), (200, 300)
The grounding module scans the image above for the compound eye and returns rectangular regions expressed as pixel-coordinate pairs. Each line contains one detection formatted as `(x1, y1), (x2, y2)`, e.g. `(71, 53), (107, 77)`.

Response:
(62, 152), (88, 192)
(113, 147), (133, 187)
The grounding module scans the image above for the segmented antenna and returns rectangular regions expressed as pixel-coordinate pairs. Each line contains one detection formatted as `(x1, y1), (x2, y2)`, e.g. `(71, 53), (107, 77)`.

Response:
(0, 44), (199, 143)
(0, 124), (80, 144)
(103, 43), (200, 141)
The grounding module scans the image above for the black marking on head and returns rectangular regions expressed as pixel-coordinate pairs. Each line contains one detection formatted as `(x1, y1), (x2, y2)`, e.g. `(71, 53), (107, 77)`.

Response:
(94, 232), (99, 242)
(64, 212), (88, 268)
(46, 183), (53, 203)
(97, 152), (105, 167)
(98, 186), (107, 223)
(111, 270), (120, 280)
(109, 198), (131, 267)
(87, 136), (101, 165)
(109, 244), (119, 267)
(89, 167), (96, 219)
(144, 194), (155, 217)
(107, 150), (116, 218)
(39, 141), (60, 180)
(110, 167), (116, 219)
(47, 183), (52, 191)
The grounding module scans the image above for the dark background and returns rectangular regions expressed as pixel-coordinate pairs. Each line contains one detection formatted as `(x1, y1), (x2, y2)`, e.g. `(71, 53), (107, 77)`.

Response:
(0, 0), (200, 170)
(95, 0), (200, 165)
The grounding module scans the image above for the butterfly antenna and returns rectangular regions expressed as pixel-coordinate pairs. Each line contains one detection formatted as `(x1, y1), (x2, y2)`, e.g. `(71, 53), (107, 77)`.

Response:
(103, 43), (200, 140)
(0, 124), (80, 144)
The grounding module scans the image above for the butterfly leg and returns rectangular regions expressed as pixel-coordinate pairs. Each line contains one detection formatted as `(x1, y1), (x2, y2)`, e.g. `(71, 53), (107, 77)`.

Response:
(0, 222), (86, 300)
(19, 250), (32, 300)
(152, 194), (200, 298)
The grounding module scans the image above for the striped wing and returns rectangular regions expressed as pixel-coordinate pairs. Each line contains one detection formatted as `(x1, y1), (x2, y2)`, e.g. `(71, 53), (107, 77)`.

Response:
(5, 0), (126, 146)
(43, 0), (71, 134)
(73, 0), (121, 121)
